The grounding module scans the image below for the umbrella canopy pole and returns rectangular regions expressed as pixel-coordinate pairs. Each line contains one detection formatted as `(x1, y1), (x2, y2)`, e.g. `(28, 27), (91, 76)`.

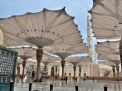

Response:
(55, 66), (58, 76)
(119, 38), (122, 71)
(16, 64), (20, 82)
(35, 48), (43, 82)
(116, 64), (119, 77)
(112, 65), (116, 78)
(22, 60), (26, 83)
(61, 60), (65, 80)
(73, 65), (76, 78)
(79, 67), (81, 78)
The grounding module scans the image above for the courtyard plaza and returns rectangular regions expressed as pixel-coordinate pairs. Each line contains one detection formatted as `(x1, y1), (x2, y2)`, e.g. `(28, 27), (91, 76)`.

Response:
(14, 80), (122, 91)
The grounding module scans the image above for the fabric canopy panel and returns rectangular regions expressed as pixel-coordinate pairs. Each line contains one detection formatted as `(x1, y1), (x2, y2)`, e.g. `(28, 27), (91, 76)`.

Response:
(98, 60), (116, 66)
(0, 8), (82, 48)
(96, 41), (120, 55)
(65, 57), (83, 65)
(11, 47), (36, 60)
(0, 8), (84, 81)
(42, 53), (61, 62)
(96, 41), (120, 62)
(90, 0), (122, 39)
(99, 64), (112, 71)
(98, 54), (120, 61)
(108, 59), (121, 65)
(45, 43), (87, 54)
(44, 43), (87, 59)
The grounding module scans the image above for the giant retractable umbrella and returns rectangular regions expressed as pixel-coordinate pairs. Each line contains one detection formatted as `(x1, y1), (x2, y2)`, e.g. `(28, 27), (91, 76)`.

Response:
(89, 0), (122, 70)
(49, 61), (61, 77)
(89, 0), (122, 39)
(0, 8), (82, 81)
(99, 64), (112, 77)
(11, 47), (35, 82)
(42, 53), (61, 75)
(66, 57), (82, 78)
(108, 59), (121, 77)
(98, 60), (117, 77)
(45, 43), (87, 79)
(97, 41), (120, 61)
(77, 64), (82, 78)
(76, 56), (92, 78)
(98, 53), (120, 76)
(96, 41), (121, 73)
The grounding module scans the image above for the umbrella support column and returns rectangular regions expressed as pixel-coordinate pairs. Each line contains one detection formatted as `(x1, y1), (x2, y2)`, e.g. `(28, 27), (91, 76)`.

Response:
(35, 48), (43, 82)
(116, 65), (119, 77)
(79, 67), (81, 78)
(16, 65), (20, 83)
(22, 60), (26, 83)
(119, 38), (122, 71)
(61, 60), (65, 80)
(55, 66), (58, 77)
(73, 65), (76, 79)
(112, 65), (116, 78)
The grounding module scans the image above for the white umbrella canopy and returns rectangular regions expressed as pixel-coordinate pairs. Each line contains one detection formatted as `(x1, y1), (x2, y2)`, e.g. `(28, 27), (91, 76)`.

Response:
(99, 64), (112, 77)
(66, 56), (83, 65)
(99, 64), (112, 71)
(96, 41), (120, 55)
(108, 60), (121, 65)
(0, 8), (82, 48)
(98, 60), (116, 66)
(10, 46), (36, 60)
(0, 8), (83, 81)
(44, 43), (87, 59)
(49, 61), (61, 67)
(90, 0), (122, 39)
(42, 53), (61, 65)
(45, 42), (87, 79)
(98, 54), (120, 61)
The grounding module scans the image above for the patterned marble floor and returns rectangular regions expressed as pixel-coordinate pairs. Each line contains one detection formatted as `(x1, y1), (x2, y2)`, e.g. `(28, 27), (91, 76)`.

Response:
(14, 80), (122, 91)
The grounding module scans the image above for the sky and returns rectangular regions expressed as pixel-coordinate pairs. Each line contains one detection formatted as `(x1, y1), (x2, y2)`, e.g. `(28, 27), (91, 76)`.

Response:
(0, 0), (95, 59)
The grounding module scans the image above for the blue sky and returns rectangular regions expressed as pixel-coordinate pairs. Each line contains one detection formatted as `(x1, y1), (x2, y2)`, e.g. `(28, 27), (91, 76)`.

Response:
(0, 0), (93, 43)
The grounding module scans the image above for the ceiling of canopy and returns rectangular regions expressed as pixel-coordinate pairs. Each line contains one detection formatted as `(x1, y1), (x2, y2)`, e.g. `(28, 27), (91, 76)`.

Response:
(90, 0), (122, 39)
(65, 56), (82, 65)
(44, 43), (87, 59)
(11, 47), (36, 60)
(96, 41), (120, 55)
(66, 56), (92, 65)
(42, 53), (61, 62)
(98, 60), (116, 66)
(98, 54), (120, 62)
(96, 41), (120, 63)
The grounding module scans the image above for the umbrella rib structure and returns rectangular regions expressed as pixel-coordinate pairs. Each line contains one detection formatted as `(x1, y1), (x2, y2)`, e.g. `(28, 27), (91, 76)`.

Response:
(90, 0), (122, 72)
(11, 47), (36, 82)
(0, 8), (87, 81)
